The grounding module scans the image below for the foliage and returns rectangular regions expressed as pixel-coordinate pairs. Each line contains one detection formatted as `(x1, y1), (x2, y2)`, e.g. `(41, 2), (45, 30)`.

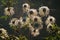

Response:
(0, 16), (10, 20)
(44, 24), (60, 40)
(19, 35), (28, 40)
(1, 35), (28, 40)
(1, 0), (18, 7)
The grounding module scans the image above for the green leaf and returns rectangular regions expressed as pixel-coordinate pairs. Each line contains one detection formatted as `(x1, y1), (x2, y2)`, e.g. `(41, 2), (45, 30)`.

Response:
(0, 16), (9, 20)
(19, 35), (28, 40)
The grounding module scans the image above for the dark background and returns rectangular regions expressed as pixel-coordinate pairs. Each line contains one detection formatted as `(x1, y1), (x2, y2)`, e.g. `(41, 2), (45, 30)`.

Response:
(0, 0), (60, 26)
(0, 0), (60, 40)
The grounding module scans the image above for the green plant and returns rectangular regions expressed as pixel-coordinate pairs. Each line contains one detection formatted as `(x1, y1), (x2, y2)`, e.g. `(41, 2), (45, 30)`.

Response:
(1, 0), (18, 7)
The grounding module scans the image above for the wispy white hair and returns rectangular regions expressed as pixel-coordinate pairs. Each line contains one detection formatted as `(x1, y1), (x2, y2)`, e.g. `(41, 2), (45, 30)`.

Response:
(47, 23), (53, 32)
(28, 9), (38, 18)
(39, 6), (50, 17)
(29, 24), (40, 37)
(31, 28), (40, 37)
(9, 18), (20, 26)
(19, 17), (30, 28)
(4, 7), (14, 16)
(45, 16), (56, 25)
(22, 3), (30, 13)
(31, 16), (43, 23)
(0, 28), (9, 39)
(28, 23), (43, 37)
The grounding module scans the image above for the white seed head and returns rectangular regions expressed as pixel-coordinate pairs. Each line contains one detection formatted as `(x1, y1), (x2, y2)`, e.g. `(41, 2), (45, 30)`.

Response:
(9, 18), (20, 26)
(45, 16), (56, 25)
(28, 22), (42, 37)
(4, 7), (15, 16)
(0, 28), (9, 39)
(19, 17), (30, 28)
(39, 6), (50, 17)
(28, 9), (38, 18)
(28, 23), (35, 31)
(47, 23), (53, 32)
(22, 3), (30, 13)
(58, 31), (60, 34)
(31, 29), (40, 37)
(31, 16), (43, 23)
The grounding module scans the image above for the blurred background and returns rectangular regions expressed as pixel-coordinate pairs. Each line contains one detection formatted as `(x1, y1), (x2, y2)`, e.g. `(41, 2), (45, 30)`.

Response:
(0, 0), (60, 40)
(0, 0), (60, 26)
